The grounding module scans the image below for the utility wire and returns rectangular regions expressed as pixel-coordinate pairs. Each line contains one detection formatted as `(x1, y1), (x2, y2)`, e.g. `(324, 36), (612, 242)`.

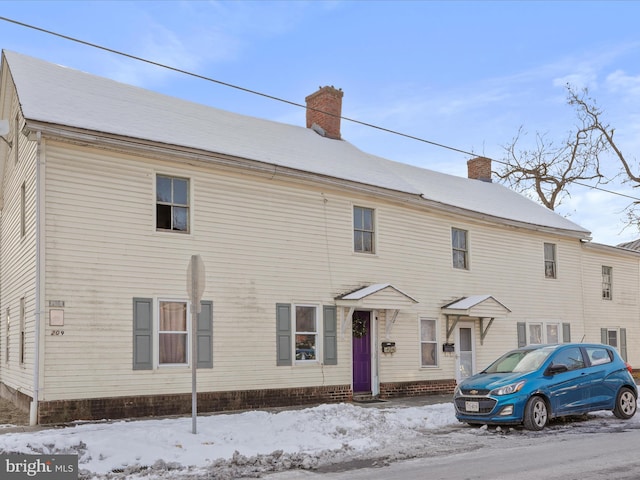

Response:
(1, 15), (639, 203)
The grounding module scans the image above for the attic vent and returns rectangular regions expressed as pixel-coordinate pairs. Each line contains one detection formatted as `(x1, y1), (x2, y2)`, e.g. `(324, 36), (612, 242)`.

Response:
(311, 123), (326, 137)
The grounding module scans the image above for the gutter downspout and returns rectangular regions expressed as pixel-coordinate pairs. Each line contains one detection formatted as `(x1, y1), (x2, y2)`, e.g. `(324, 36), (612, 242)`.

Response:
(30, 130), (43, 426)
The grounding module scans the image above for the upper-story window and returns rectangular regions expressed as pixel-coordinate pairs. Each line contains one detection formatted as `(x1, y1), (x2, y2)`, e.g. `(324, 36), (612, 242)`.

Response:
(353, 206), (375, 253)
(544, 243), (556, 278)
(602, 266), (612, 300)
(156, 175), (189, 233)
(451, 228), (468, 269)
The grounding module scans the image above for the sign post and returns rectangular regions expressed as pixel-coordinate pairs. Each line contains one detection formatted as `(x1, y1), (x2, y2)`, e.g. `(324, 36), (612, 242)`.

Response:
(187, 254), (205, 434)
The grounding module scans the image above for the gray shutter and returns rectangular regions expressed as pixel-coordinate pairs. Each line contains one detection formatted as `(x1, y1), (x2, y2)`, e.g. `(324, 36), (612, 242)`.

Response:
(620, 328), (627, 361)
(133, 298), (153, 370)
(562, 323), (571, 343)
(276, 303), (292, 366)
(323, 305), (338, 365)
(601, 328), (608, 345)
(197, 300), (213, 368)
(517, 322), (526, 347)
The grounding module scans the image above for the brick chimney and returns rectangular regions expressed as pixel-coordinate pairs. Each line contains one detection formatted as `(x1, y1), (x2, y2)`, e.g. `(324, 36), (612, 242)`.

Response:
(305, 86), (343, 140)
(467, 157), (492, 182)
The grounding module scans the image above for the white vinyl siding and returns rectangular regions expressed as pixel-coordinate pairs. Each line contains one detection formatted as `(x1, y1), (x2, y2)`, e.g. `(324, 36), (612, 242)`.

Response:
(11, 137), (628, 402)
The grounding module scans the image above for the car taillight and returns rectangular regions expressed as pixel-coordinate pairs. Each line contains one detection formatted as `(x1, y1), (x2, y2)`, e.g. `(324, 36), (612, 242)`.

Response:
(626, 362), (633, 373)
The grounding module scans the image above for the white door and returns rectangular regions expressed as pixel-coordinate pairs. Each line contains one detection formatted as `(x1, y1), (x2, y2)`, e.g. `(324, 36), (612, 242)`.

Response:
(456, 322), (476, 383)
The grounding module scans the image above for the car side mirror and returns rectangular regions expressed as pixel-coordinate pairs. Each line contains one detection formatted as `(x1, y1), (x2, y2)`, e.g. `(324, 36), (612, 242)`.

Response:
(546, 363), (569, 376)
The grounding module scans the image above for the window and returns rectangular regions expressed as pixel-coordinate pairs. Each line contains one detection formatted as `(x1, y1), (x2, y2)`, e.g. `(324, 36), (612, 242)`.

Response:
(132, 298), (212, 370)
(20, 182), (26, 238)
(544, 243), (556, 278)
(295, 305), (318, 361)
(586, 346), (612, 366)
(546, 323), (559, 344)
(420, 318), (438, 367)
(451, 228), (468, 269)
(518, 321), (570, 347)
(156, 175), (189, 232)
(552, 347), (585, 371)
(353, 206), (375, 253)
(602, 266), (612, 300)
(276, 304), (337, 366)
(529, 323), (543, 344)
(601, 327), (627, 361)
(19, 298), (25, 365)
(159, 301), (188, 365)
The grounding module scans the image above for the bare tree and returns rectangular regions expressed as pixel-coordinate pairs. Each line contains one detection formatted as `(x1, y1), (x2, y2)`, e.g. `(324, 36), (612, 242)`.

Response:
(495, 84), (615, 211)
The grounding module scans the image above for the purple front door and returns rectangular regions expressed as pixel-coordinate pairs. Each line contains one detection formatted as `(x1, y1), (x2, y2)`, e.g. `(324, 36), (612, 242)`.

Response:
(352, 311), (372, 393)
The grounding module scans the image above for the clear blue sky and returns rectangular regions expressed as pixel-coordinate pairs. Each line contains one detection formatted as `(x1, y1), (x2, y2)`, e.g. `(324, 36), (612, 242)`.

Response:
(1, 1), (639, 244)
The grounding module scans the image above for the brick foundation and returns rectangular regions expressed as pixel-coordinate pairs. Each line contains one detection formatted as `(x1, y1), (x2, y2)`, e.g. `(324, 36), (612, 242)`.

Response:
(36, 384), (352, 424)
(379, 379), (456, 399)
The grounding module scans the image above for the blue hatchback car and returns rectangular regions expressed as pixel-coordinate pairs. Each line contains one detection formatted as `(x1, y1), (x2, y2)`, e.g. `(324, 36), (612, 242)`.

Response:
(454, 343), (637, 430)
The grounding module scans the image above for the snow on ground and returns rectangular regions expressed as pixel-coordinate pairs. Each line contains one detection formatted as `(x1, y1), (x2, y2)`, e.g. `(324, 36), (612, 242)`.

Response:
(0, 401), (456, 479)
(0, 401), (638, 479)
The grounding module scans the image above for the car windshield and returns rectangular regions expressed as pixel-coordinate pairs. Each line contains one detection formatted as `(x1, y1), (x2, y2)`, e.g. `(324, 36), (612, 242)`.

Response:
(483, 346), (557, 373)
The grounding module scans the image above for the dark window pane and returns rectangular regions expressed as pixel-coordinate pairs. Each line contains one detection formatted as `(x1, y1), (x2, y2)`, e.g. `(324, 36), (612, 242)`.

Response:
(173, 178), (188, 205)
(296, 306), (316, 331)
(362, 208), (373, 230)
(173, 207), (188, 231)
(157, 176), (172, 202)
(157, 204), (172, 229)
(353, 207), (363, 229)
(159, 333), (187, 364)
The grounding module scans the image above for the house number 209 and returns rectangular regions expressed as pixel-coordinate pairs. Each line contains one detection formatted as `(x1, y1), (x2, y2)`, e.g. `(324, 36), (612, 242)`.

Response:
(50, 330), (65, 336)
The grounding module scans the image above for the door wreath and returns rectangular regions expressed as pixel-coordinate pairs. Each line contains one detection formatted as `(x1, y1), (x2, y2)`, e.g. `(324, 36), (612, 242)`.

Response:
(352, 316), (368, 338)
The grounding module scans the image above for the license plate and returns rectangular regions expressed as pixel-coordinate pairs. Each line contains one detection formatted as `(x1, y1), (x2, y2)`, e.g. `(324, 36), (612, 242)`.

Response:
(465, 401), (479, 413)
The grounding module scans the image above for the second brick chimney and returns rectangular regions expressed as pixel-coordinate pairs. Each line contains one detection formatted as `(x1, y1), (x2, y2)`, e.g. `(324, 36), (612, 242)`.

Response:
(305, 86), (343, 140)
(467, 157), (492, 182)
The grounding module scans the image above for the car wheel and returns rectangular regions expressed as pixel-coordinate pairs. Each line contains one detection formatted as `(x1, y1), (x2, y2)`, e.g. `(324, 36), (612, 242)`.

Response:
(613, 387), (637, 419)
(523, 396), (548, 431)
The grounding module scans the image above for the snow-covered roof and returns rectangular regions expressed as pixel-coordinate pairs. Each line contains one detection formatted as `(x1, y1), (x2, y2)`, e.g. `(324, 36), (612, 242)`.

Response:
(2, 50), (590, 237)
(442, 295), (511, 312)
(338, 283), (418, 303)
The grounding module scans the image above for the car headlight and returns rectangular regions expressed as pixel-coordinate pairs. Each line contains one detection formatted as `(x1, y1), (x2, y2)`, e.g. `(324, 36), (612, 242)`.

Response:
(491, 381), (525, 396)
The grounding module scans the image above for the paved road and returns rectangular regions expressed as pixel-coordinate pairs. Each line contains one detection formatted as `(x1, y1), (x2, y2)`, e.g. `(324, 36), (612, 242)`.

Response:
(263, 419), (640, 480)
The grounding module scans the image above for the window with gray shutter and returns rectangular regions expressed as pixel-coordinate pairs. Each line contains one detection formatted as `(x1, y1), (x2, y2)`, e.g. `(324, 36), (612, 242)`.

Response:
(276, 304), (292, 366)
(133, 298), (153, 370)
(517, 322), (526, 347)
(197, 300), (213, 368)
(562, 323), (571, 343)
(323, 306), (337, 365)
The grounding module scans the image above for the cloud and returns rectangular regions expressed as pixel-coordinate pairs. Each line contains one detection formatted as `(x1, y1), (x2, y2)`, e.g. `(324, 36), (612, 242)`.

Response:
(605, 70), (640, 96)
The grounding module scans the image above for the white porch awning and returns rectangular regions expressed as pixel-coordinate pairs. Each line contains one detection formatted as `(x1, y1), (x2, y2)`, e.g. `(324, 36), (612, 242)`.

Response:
(335, 283), (418, 338)
(441, 295), (511, 345)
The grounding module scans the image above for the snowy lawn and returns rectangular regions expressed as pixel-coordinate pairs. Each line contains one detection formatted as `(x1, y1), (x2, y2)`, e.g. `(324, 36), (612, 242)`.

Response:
(0, 402), (457, 479)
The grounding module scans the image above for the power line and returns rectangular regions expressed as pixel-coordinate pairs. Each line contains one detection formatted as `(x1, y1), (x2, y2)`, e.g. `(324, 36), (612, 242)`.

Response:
(1, 15), (639, 204)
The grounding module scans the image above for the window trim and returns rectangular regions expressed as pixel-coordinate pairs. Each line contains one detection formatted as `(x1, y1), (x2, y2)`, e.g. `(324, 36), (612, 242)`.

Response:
(519, 321), (569, 346)
(602, 265), (612, 300)
(157, 299), (190, 367)
(419, 317), (439, 368)
(544, 242), (557, 279)
(293, 304), (320, 364)
(353, 205), (376, 254)
(451, 227), (469, 270)
(155, 174), (191, 234)
(19, 298), (25, 365)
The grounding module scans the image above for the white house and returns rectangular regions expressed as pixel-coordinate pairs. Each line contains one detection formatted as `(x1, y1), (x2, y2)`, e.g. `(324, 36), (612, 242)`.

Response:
(0, 50), (637, 424)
